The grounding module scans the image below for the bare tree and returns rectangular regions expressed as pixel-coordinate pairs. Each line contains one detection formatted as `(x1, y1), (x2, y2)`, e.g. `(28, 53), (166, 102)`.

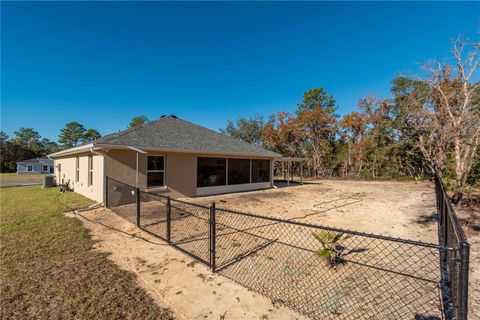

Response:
(417, 36), (480, 203)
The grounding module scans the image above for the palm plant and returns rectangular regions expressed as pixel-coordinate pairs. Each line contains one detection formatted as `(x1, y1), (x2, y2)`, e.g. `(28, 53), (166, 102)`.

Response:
(313, 232), (350, 268)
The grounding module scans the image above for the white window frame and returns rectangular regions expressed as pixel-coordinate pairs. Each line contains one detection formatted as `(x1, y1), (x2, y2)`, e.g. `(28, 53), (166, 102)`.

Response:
(27, 165), (33, 172)
(75, 157), (80, 182)
(88, 155), (93, 186)
(146, 155), (165, 189)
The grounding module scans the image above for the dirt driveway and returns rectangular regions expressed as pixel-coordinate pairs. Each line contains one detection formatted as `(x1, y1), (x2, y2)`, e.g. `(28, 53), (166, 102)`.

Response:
(188, 179), (438, 243)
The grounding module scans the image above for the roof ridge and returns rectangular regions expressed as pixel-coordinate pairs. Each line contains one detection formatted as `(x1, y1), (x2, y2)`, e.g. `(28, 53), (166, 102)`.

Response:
(96, 116), (167, 144)
(89, 115), (280, 157)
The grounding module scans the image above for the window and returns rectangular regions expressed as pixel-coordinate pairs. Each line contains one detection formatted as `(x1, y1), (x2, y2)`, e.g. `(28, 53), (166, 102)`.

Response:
(42, 165), (48, 172)
(228, 159), (250, 185)
(27, 165), (33, 172)
(197, 157), (226, 187)
(75, 157), (80, 182)
(88, 155), (93, 186)
(252, 160), (270, 183)
(147, 156), (165, 188)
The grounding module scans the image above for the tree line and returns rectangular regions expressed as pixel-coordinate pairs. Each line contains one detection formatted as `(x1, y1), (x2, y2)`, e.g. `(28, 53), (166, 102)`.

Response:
(0, 115), (152, 173)
(221, 37), (479, 203)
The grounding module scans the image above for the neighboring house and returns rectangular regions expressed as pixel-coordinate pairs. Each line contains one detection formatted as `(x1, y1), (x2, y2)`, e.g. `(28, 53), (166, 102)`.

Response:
(16, 157), (55, 174)
(48, 115), (281, 203)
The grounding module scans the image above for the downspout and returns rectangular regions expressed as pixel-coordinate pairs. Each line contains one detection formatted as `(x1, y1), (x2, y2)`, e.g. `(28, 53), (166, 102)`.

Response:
(90, 147), (106, 205)
(125, 146), (147, 190)
(136, 152), (139, 188)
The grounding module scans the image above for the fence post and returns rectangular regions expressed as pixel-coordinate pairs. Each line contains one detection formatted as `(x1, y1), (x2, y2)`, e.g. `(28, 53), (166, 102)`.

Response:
(210, 202), (216, 273)
(458, 241), (470, 320)
(166, 196), (171, 243)
(105, 176), (109, 208)
(136, 187), (140, 227)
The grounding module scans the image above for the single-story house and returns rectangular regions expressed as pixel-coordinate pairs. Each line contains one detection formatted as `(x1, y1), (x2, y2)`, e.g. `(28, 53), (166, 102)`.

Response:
(48, 115), (281, 203)
(16, 157), (54, 174)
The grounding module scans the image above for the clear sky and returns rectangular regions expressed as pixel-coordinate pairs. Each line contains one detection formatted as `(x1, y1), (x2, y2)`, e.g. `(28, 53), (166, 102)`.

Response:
(1, 1), (479, 141)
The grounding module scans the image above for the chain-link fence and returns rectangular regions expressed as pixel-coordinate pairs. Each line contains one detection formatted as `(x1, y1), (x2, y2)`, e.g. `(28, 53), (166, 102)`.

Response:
(435, 174), (470, 320)
(105, 176), (469, 320)
(105, 176), (137, 225)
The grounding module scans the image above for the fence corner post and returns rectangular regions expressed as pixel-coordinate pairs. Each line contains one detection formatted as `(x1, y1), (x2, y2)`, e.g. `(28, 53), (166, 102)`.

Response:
(136, 187), (140, 227)
(166, 196), (171, 243)
(210, 201), (216, 273)
(458, 240), (470, 320)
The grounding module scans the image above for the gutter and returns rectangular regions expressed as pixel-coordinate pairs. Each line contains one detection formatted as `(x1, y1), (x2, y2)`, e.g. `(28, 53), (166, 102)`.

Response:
(95, 143), (282, 159)
(48, 143), (95, 158)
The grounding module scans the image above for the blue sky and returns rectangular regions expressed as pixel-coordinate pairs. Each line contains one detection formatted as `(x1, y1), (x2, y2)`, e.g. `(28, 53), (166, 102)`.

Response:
(1, 2), (479, 141)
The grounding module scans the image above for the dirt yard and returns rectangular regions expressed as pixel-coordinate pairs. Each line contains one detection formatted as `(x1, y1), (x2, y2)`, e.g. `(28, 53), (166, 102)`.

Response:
(72, 208), (306, 320)
(188, 179), (439, 243)
(79, 179), (480, 319)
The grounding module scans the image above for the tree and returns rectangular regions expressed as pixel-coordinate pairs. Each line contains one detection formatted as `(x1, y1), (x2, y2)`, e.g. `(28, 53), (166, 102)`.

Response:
(0, 131), (9, 172)
(339, 111), (367, 177)
(129, 116), (149, 128)
(0, 131), (8, 145)
(294, 88), (339, 177)
(83, 129), (101, 142)
(397, 37), (480, 203)
(58, 122), (86, 148)
(220, 115), (265, 146)
(13, 128), (43, 152)
(40, 138), (60, 154)
(297, 88), (337, 115)
(261, 112), (301, 157)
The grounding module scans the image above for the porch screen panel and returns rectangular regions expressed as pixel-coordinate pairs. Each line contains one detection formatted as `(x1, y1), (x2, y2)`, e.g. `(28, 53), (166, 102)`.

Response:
(228, 159), (250, 185)
(252, 159), (270, 183)
(197, 157), (226, 187)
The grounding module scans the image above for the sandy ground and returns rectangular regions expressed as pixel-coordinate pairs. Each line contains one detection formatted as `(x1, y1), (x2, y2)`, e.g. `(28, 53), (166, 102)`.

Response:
(70, 209), (306, 320)
(188, 179), (480, 319)
(76, 179), (479, 319)
(189, 180), (439, 243)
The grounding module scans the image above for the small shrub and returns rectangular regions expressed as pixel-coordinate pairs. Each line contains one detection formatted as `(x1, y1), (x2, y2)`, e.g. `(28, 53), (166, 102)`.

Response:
(313, 232), (350, 268)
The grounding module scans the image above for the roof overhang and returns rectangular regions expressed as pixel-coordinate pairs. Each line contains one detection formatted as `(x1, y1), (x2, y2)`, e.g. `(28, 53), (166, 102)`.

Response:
(125, 146), (147, 154)
(96, 143), (281, 159)
(275, 157), (308, 162)
(48, 143), (95, 158)
(48, 142), (281, 159)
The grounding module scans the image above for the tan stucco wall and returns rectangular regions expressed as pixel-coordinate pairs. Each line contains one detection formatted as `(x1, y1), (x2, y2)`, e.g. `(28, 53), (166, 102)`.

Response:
(55, 152), (104, 203)
(104, 149), (197, 198)
(55, 148), (274, 201)
(104, 150), (274, 198)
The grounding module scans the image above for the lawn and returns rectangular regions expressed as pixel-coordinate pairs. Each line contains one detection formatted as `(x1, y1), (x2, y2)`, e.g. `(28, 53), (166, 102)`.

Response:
(0, 172), (48, 180)
(0, 186), (173, 319)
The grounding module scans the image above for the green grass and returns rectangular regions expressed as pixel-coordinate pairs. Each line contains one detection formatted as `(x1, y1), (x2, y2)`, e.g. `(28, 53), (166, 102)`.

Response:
(0, 186), (173, 319)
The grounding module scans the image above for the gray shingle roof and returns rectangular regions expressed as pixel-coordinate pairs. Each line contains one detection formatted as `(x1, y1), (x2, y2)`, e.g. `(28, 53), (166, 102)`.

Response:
(95, 116), (281, 158)
(17, 156), (52, 164)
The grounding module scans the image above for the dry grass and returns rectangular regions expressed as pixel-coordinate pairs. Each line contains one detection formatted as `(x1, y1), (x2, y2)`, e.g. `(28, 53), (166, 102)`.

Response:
(0, 186), (173, 320)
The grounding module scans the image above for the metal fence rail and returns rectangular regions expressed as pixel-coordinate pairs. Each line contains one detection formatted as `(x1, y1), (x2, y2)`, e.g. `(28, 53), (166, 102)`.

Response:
(435, 174), (470, 320)
(105, 176), (470, 320)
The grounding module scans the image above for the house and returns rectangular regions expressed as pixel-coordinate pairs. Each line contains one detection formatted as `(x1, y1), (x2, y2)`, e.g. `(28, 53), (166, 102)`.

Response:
(16, 157), (54, 174)
(48, 115), (281, 203)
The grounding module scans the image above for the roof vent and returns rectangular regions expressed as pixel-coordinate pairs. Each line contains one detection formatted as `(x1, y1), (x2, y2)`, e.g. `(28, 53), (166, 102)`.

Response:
(170, 115), (177, 118)
(160, 115), (166, 118)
